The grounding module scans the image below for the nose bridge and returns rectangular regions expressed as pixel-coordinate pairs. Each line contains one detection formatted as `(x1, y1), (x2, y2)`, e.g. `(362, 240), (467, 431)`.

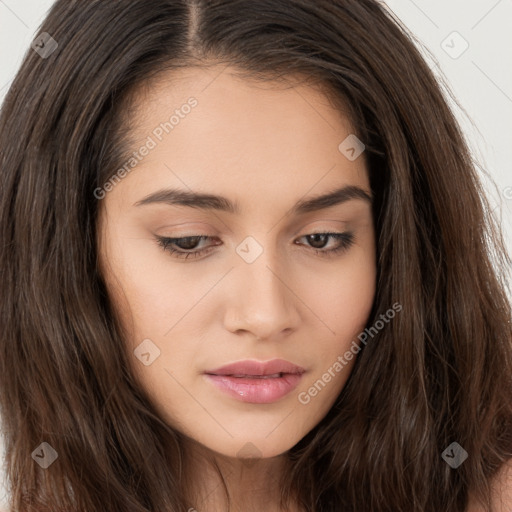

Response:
(237, 239), (289, 310)
(224, 236), (300, 338)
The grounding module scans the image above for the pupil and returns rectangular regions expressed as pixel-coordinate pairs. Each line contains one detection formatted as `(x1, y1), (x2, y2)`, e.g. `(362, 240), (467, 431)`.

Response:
(178, 236), (200, 250)
(308, 234), (328, 249)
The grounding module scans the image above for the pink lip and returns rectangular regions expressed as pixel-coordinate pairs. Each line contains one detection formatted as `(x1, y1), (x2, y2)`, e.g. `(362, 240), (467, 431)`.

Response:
(204, 359), (305, 404)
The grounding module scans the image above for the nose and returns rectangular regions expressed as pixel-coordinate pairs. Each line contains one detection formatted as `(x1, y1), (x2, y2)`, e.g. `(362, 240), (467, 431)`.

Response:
(222, 245), (301, 341)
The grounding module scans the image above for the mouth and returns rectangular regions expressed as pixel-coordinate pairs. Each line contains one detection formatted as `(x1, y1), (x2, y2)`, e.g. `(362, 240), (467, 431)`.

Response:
(205, 358), (305, 377)
(204, 359), (305, 404)
(222, 373), (286, 378)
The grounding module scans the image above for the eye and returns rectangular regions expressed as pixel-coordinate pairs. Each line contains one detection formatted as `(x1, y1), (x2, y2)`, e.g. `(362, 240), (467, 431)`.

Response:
(155, 235), (220, 260)
(295, 232), (355, 257)
(155, 232), (355, 260)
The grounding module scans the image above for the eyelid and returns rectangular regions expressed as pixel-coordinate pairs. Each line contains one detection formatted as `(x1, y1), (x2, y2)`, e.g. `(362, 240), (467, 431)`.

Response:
(155, 230), (355, 260)
(288, 219), (351, 238)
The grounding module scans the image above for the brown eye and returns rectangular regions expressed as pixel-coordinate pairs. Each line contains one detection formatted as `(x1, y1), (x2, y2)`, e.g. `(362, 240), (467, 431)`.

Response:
(305, 233), (331, 249)
(155, 232), (355, 261)
(156, 235), (219, 259)
(173, 236), (204, 250)
(295, 232), (355, 257)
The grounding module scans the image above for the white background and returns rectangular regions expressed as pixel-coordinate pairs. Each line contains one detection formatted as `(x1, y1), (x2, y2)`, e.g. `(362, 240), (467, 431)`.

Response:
(1, 0), (511, 508)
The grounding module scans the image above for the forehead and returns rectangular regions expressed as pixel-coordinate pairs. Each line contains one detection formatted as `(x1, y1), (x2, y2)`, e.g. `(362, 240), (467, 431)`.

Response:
(106, 64), (369, 211)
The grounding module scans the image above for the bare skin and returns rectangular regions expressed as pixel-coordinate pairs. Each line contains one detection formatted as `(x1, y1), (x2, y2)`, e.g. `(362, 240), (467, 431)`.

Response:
(97, 63), (377, 510)
(467, 459), (512, 511)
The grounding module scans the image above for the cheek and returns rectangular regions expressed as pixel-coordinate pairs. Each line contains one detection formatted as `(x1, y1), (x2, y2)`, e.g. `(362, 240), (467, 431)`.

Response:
(100, 233), (208, 340)
(99, 237), (217, 397)
(293, 263), (376, 423)
(329, 263), (376, 335)
(300, 249), (377, 342)
(300, 249), (376, 387)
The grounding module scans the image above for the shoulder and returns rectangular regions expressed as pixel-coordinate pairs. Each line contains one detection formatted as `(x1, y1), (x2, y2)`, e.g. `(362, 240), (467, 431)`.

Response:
(467, 459), (512, 511)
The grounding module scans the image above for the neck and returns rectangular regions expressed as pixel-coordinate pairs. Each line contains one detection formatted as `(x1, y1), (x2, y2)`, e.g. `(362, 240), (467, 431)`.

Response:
(181, 440), (301, 512)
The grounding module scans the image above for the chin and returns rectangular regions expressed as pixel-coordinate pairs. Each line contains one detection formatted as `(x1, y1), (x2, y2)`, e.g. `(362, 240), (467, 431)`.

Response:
(191, 434), (300, 463)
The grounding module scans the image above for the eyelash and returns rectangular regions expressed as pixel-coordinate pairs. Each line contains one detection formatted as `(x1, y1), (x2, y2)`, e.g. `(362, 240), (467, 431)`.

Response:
(155, 232), (355, 260)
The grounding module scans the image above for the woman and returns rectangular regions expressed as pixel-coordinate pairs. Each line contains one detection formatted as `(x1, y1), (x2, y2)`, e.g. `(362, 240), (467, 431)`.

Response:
(0, 1), (511, 511)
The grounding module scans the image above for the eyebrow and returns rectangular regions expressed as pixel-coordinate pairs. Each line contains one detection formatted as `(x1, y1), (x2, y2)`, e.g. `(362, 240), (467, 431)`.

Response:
(134, 184), (372, 215)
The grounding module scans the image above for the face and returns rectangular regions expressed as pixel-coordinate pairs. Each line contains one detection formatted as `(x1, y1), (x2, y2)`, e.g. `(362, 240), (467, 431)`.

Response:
(97, 65), (376, 460)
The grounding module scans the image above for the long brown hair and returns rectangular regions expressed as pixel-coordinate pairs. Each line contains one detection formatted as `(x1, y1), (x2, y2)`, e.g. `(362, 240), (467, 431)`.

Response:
(1, 1), (511, 511)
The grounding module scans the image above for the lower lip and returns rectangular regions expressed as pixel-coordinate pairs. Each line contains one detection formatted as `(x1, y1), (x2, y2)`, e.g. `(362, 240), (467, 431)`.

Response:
(204, 373), (303, 403)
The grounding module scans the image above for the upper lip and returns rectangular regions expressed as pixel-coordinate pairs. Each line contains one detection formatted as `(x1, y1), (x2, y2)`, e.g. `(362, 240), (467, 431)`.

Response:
(205, 358), (306, 377)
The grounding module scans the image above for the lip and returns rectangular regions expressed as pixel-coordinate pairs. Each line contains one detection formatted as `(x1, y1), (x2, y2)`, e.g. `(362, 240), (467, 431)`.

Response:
(204, 359), (305, 404)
